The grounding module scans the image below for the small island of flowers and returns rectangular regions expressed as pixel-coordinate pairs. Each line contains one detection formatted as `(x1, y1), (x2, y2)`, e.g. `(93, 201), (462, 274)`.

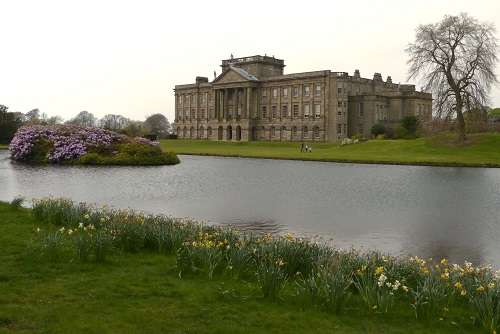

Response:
(9, 124), (180, 165)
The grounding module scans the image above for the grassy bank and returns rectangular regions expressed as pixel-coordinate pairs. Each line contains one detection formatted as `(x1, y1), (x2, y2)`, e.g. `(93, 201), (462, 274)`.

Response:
(1, 198), (498, 333)
(159, 133), (500, 167)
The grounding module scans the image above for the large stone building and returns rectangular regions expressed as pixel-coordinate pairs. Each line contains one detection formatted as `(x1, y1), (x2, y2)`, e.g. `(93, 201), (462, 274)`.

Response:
(173, 55), (432, 142)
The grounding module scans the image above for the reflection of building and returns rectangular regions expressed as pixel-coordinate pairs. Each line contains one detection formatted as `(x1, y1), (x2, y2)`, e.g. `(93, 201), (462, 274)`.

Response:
(173, 55), (432, 142)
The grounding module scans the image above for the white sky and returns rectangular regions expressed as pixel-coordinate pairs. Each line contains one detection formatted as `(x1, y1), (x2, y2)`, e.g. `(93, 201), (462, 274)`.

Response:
(1, 0), (499, 123)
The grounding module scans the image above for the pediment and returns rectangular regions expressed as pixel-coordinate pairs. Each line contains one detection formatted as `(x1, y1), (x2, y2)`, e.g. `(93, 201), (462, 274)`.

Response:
(213, 67), (259, 85)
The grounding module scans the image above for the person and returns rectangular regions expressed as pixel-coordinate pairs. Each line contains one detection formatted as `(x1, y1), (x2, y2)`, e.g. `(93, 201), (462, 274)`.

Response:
(305, 143), (309, 152)
(309, 146), (312, 153)
(300, 142), (304, 152)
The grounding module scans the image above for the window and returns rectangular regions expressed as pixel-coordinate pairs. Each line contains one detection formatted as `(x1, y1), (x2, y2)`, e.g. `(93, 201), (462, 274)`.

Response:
(359, 102), (364, 117)
(337, 110), (342, 116)
(201, 109), (205, 120)
(271, 126), (276, 138)
(179, 95), (183, 104)
(343, 101), (347, 107)
(337, 83), (342, 94)
(315, 85), (321, 96)
(293, 105), (299, 118)
(228, 106), (233, 120)
(304, 86), (310, 97)
(201, 93), (206, 103)
(292, 126), (298, 139)
(209, 108), (213, 119)
(337, 124), (342, 134)
(228, 90), (233, 100)
(303, 104), (310, 118)
(208, 126), (212, 137)
(282, 105), (288, 118)
(293, 86), (299, 97)
(314, 104), (320, 118)
(303, 126), (309, 138)
(358, 124), (364, 134)
(191, 109), (196, 119)
(237, 105), (242, 118)
(184, 109), (188, 120)
(314, 126), (320, 138)
(237, 90), (242, 100)
(261, 106), (267, 118)
(260, 126), (266, 138)
(209, 93), (213, 102)
(262, 89), (267, 99)
(272, 88), (278, 98)
(191, 94), (196, 103)
(283, 88), (288, 98)
(272, 106), (277, 119)
(338, 101), (343, 108)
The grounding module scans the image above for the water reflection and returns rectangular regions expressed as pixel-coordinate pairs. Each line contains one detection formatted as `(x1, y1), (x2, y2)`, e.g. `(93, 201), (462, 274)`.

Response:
(1, 150), (500, 269)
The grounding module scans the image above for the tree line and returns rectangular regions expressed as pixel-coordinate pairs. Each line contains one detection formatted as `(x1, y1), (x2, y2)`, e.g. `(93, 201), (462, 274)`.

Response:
(0, 105), (171, 144)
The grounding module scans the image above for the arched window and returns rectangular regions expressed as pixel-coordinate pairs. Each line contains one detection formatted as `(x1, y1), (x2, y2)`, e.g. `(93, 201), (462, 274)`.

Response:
(303, 126), (309, 139)
(260, 126), (266, 138)
(291, 126), (298, 139)
(314, 126), (320, 139)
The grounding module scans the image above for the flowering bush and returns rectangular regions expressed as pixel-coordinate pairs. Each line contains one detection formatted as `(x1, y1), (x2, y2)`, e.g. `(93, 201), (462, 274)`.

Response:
(9, 124), (179, 165)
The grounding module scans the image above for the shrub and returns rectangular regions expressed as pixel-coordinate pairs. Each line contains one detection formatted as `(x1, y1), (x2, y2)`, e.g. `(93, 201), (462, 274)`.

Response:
(351, 133), (364, 141)
(371, 123), (386, 137)
(9, 124), (179, 165)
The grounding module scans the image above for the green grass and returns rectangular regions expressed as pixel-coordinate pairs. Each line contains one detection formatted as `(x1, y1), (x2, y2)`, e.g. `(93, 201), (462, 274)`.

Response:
(0, 144), (8, 150)
(0, 201), (493, 333)
(159, 132), (500, 167)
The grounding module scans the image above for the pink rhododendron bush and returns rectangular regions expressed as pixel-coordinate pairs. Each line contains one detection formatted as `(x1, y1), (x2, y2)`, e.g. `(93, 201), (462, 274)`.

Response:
(9, 124), (180, 165)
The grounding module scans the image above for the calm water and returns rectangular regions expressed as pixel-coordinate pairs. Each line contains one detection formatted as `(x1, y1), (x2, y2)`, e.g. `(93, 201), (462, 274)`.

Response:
(1, 149), (500, 269)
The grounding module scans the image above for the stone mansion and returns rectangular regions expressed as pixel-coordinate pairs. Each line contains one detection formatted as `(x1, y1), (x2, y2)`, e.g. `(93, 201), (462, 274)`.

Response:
(173, 55), (432, 142)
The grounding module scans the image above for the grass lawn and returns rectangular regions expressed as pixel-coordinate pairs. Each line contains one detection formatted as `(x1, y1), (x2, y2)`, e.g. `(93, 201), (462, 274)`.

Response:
(159, 132), (500, 167)
(0, 202), (491, 334)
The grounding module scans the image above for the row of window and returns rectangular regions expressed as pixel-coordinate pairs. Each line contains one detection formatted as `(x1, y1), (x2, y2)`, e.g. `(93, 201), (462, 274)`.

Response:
(178, 82), (372, 106)
(178, 103), (323, 121)
(177, 125), (322, 139)
(261, 104), (321, 119)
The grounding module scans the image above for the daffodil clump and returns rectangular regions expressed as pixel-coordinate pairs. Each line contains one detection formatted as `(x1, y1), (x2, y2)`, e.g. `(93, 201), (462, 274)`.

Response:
(9, 124), (179, 165)
(26, 197), (500, 333)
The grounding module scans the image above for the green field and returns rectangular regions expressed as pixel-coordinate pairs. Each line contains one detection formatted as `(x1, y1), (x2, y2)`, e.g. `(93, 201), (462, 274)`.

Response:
(159, 133), (500, 167)
(1, 201), (494, 334)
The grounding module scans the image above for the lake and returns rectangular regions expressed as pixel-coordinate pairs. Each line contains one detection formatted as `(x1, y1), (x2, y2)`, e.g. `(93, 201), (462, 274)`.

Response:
(1, 149), (500, 269)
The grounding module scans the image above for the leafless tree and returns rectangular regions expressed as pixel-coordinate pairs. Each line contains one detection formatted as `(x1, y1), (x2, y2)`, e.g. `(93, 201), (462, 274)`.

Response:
(406, 12), (499, 140)
(68, 111), (97, 127)
(99, 114), (127, 131)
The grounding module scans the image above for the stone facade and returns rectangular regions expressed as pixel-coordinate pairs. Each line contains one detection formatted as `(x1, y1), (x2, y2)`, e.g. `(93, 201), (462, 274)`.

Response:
(173, 55), (432, 142)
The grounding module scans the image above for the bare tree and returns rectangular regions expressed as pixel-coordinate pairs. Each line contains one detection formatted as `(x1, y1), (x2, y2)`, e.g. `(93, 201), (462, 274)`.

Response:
(68, 111), (97, 127)
(100, 114), (127, 131)
(406, 12), (499, 140)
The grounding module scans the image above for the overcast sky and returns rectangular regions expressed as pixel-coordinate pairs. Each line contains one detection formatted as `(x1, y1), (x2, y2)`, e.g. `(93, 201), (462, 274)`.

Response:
(2, 0), (499, 124)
